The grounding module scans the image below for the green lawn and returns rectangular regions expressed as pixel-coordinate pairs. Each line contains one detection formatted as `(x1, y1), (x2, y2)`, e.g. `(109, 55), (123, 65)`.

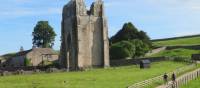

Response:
(0, 61), (187, 88)
(150, 36), (200, 58)
(153, 36), (200, 46)
(180, 77), (200, 88)
(149, 48), (200, 58)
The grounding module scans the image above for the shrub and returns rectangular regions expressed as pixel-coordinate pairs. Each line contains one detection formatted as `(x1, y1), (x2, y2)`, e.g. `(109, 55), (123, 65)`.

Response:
(110, 41), (135, 60)
(130, 39), (150, 58)
(172, 57), (191, 62)
(110, 22), (152, 47)
(110, 40), (151, 60)
(24, 58), (31, 66)
(45, 61), (60, 68)
(109, 22), (152, 59)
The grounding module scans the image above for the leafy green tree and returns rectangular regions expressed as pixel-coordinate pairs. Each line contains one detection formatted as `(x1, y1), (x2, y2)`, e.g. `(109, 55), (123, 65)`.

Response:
(138, 30), (152, 47)
(32, 21), (56, 48)
(110, 22), (151, 46)
(110, 41), (135, 60)
(110, 22), (139, 44)
(130, 39), (150, 57)
(110, 22), (152, 59)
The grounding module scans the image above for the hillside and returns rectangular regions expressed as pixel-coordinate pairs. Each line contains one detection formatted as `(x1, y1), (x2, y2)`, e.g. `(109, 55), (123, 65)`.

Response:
(149, 48), (200, 58)
(153, 35), (200, 46)
(149, 35), (200, 58)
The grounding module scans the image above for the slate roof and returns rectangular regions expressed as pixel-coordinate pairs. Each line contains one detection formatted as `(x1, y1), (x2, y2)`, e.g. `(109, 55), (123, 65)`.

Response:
(31, 48), (58, 55)
(15, 48), (58, 57)
(140, 60), (151, 64)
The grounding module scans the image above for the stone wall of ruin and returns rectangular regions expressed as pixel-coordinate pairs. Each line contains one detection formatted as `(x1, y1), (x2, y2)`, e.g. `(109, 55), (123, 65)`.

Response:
(60, 0), (109, 70)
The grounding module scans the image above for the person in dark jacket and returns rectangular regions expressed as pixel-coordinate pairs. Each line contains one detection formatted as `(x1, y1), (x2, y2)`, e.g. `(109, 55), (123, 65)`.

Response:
(172, 73), (176, 88)
(172, 73), (176, 81)
(163, 73), (168, 85)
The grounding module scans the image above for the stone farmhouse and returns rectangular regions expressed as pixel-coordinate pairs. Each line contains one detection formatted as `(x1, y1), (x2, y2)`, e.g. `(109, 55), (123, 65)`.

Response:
(59, 0), (110, 70)
(2, 48), (58, 67)
(0, 56), (6, 67)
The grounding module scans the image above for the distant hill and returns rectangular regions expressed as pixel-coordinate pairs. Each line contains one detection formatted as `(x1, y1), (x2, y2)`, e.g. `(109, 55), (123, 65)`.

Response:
(152, 34), (200, 47)
(147, 34), (200, 58)
(152, 34), (200, 42)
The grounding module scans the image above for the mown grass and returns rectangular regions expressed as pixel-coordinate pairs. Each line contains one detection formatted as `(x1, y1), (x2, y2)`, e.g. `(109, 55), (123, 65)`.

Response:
(180, 77), (200, 88)
(153, 36), (200, 46)
(0, 61), (187, 88)
(149, 48), (200, 58)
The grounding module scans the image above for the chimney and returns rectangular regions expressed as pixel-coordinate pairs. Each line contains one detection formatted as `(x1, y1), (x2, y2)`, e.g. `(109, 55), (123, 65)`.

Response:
(20, 46), (24, 52)
(32, 45), (37, 50)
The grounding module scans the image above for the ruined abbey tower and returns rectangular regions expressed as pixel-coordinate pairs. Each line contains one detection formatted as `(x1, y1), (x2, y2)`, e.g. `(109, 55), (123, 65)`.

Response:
(59, 0), (110, 70)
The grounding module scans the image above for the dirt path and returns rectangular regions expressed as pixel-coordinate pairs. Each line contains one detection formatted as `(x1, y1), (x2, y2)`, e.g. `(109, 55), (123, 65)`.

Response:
(156, 85), (167, 88)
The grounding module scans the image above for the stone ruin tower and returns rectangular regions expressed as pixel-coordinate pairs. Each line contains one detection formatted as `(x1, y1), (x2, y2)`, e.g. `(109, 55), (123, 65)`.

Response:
(60, 0), (110, 70)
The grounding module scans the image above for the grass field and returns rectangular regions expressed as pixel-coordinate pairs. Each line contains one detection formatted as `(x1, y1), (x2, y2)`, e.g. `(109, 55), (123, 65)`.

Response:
(149, 48), (200, 58)
(150, 36), (200, 58)
(180, 78), (200, 88)
(153, 36), (200, 46)
(0, 61), (187, 88)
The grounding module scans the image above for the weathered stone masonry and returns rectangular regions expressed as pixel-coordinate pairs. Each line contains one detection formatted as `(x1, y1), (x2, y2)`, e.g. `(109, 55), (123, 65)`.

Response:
(60, 0), (110, 70)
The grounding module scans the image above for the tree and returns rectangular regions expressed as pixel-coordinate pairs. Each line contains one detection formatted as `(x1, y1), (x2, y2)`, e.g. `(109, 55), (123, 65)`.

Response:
(110, 22), (139, 44)
(110, 40), (150, 60)
(138, 30), (152, 47)
(109, 22), (152, 59)
(32, 21), (56, 48)
(110, 41), (135, 60)
(130, 39), (150, 57)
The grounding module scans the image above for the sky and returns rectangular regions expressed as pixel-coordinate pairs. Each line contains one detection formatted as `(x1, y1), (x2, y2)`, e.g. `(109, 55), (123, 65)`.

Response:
(1, 0), (200, 55)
